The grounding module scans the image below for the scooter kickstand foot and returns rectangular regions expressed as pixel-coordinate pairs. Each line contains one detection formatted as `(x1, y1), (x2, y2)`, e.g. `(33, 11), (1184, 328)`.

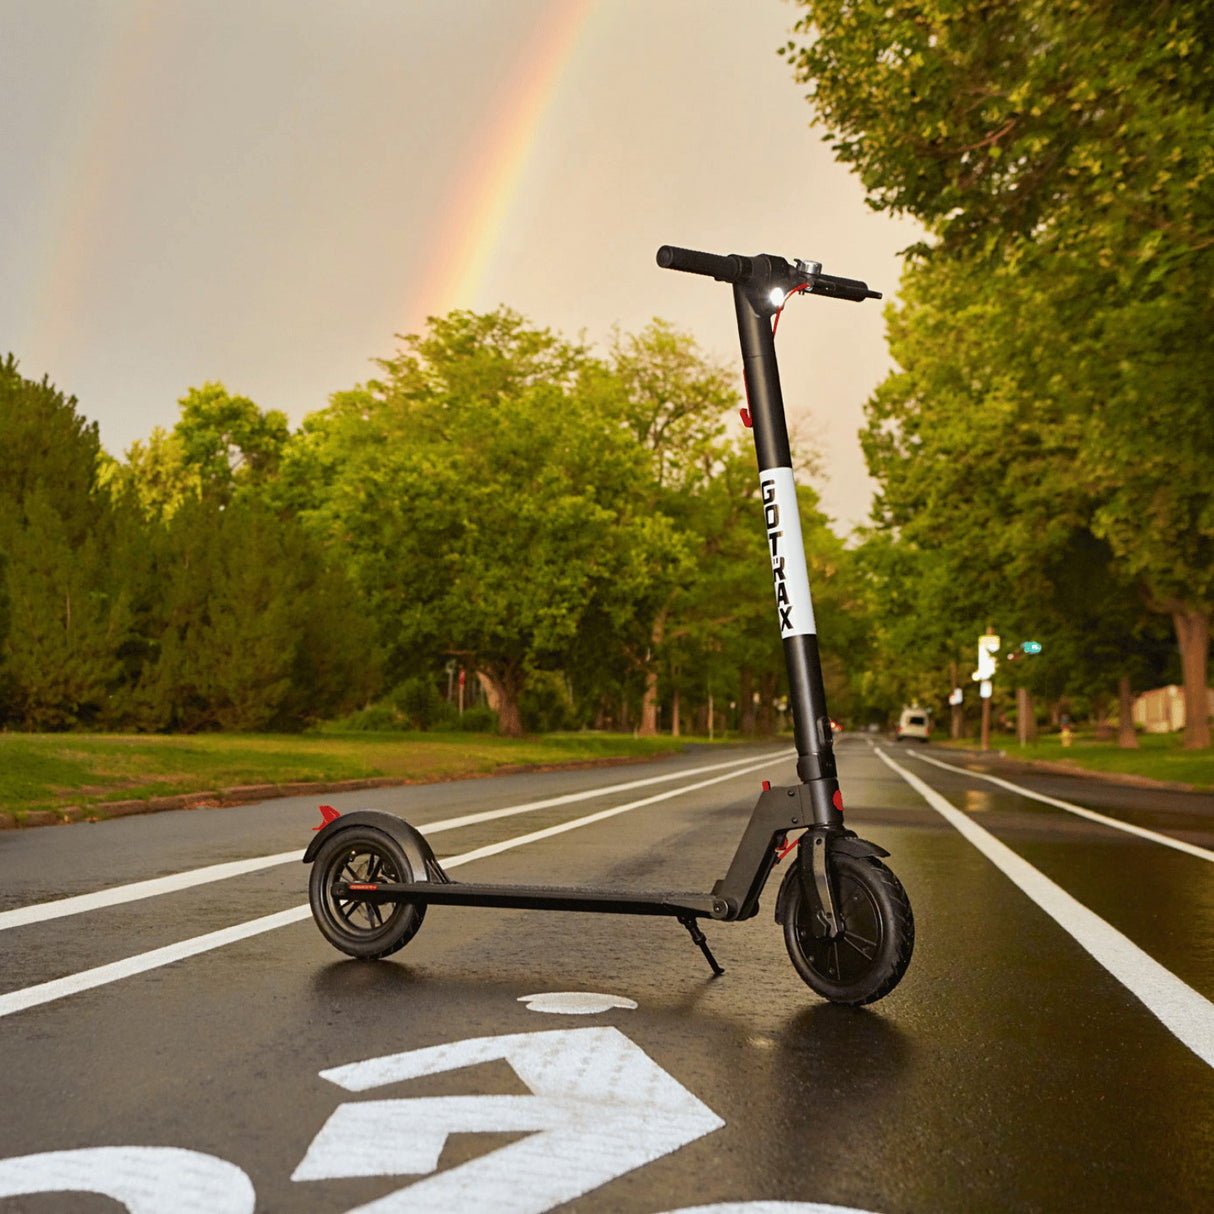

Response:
(678, 914), (724, 976)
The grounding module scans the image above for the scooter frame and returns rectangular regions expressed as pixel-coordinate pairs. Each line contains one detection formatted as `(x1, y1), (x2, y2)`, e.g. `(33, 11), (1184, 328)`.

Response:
(304, 245), (913, 1002)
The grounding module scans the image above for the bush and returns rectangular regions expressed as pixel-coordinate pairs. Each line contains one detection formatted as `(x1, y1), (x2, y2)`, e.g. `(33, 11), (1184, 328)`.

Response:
(393, 676), (452, 731)
(520, 670), (576, 733)
(329, 702), (403, 732)
(457, 704), (497, 732)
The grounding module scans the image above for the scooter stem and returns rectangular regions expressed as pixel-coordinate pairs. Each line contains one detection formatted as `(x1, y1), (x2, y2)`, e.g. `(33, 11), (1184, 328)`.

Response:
(732, 277), (837, 789)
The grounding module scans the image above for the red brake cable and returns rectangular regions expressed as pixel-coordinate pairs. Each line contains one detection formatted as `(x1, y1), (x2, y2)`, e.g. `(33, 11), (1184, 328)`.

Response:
(771, 284), (810, 337)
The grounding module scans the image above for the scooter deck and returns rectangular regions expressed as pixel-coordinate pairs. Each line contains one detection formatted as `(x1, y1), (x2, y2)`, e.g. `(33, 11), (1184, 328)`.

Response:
(334, 879), (728, 919)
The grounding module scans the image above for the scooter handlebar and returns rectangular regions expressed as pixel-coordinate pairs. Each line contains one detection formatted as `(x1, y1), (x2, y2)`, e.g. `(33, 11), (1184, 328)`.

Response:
(658, 245), (881, 301)
(656, 245), (749, 283)
(811, 273), (882, 303)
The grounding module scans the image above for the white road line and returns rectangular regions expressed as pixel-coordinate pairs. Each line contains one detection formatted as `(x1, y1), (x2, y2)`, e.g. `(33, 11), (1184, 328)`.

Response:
(910, 748), (1214, 862)
(876, 745), (1214, 1070)
(0, 852), (305, 932)
(0, 754), (783, 1019)
(0, 749), (792, 932)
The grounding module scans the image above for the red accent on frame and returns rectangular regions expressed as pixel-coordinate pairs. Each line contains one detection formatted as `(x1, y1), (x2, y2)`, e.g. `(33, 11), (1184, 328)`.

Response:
(833, 790), (844, 814)
(774, 836), (798, 862)
(740, 408), (753, 428)
(313, 804), (342, 831)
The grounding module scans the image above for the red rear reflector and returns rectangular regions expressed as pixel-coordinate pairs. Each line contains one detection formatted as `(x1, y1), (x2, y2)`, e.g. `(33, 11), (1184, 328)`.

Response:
(762, 780), (771, 791)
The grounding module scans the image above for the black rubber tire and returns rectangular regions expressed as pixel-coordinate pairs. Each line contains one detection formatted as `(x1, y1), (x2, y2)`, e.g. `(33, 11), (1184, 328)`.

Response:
(779, 852), (914, 1006)
(309, 827), (426, 959)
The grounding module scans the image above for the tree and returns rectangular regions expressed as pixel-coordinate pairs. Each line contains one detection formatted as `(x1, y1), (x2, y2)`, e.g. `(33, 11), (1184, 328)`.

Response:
(857, 248), (1181, 734)
(132, 496), (377, 731)
(279, 309), (686, 736)
(787, 0), (1214, 744)
(108, 382), (289, 516)
(0, 353), (106, 543)
(603, 320), (739, 732)
(104, 426), (202, 519)
(0, 355), (138, 728)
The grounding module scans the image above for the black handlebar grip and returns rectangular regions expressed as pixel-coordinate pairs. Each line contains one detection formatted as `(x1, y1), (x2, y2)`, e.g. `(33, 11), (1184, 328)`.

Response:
(657, 245), (746, 283)
(812, 273), (882, 302)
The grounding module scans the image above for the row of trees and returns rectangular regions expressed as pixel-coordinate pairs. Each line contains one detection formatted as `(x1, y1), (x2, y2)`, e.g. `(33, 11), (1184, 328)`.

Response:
(4, 3), (1207, 745)
(785, 0), (1212, 747)
(0, 317), (867, 737)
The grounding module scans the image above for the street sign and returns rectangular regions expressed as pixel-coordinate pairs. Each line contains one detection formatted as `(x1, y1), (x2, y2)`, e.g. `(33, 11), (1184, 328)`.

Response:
(980, 680), (992, 699)
(976, 634), (1000, 681)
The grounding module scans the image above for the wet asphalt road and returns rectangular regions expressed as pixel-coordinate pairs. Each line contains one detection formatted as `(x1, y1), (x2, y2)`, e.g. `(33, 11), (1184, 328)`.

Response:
(1, 738), (1212, 1213)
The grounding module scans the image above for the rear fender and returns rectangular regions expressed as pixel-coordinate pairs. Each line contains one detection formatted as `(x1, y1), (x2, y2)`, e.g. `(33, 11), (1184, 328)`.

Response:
(302, 810), (449, 883)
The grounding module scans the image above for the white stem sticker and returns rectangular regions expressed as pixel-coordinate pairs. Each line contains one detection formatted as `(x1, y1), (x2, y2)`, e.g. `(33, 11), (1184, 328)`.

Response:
(759, 466), (816, 637)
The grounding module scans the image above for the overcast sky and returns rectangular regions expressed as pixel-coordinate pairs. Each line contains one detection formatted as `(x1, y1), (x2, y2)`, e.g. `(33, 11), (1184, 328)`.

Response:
(1, 0), (922, 534)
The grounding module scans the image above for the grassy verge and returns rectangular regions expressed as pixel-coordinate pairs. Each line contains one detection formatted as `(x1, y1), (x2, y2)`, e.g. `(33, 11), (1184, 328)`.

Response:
(939, 730), (1214, 791)
(0, 731), (698, 825)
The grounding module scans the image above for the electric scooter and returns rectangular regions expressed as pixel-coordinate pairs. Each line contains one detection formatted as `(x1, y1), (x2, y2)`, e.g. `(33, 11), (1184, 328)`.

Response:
(303, 245), (915, 1006)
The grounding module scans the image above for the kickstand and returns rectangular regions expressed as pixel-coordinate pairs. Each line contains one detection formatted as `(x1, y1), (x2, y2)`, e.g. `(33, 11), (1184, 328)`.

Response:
(678, 914), (724, 976)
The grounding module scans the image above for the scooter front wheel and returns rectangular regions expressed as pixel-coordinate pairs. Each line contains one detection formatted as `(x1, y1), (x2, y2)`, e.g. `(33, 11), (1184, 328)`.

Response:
(309, 827), (426, 959)
(779, 852), (914, 1006)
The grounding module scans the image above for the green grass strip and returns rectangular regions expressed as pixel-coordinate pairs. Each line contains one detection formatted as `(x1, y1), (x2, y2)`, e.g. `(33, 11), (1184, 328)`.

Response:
(0, 731), (691, 824)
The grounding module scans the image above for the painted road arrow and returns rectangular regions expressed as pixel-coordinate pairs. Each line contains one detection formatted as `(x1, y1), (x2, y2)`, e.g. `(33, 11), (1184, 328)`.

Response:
(292, 1026), (724, 1213)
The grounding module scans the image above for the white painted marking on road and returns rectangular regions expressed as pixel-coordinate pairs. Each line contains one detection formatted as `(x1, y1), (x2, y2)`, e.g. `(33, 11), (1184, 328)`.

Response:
(876, 745), (1214, 1069)
(0, 851), (304, 932)
(518, 991), (638, 1014)
(655, 1204), (882, 1213)
(911, 748), (1214, 862)
(0, 906), (313, 1018)
(292, 1027), (723, 1213)
(0, 754), (782, 1018)
(0, 1146), (255, 1213)
(0, 749), (791, 932)
(436, 755), (784, 869)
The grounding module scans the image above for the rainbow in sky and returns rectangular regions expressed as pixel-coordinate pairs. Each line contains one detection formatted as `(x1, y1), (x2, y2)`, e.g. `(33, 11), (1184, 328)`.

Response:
(403, 0), (597, 335)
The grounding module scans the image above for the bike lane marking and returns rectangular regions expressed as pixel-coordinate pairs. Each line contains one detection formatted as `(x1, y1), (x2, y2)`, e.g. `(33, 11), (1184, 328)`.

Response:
(292, 1027), (724, 1214)
(0, 1022), (883, 1214)
(0, 754), (783, 1019)
(0, 750), (791, 932)
(0, 1147), (255, 1213)
(910, 748), (1214, 861)
(876, 745), (1214, 1069)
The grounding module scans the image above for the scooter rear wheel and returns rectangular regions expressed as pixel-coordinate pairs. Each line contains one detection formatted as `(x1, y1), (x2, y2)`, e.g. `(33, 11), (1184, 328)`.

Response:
(309, 827), (426, 959)
(779, 852), (914, 1005)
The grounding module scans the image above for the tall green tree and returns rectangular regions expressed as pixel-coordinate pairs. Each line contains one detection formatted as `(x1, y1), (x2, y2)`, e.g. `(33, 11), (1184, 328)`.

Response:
(0, 355), (138, 728)
(787, 0), (1214, 744)
(132, 496), (377, 731)
(109, 381), (289, 516)
(280, 309), (686, 736)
